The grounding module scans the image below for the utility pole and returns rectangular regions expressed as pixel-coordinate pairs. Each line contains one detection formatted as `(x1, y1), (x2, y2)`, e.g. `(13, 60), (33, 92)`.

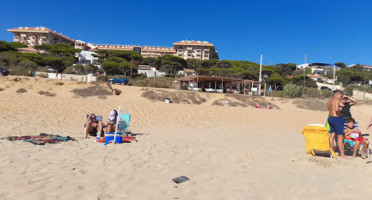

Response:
(130, 55), (133, 81)
(364, 74), (366, 100)
(303, 54), (307, 88)
(258, 54), (263, 95)
(332, 64), (336, 90)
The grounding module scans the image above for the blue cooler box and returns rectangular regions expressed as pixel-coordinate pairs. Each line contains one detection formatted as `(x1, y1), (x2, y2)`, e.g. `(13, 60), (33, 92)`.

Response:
(105, 132), (123, 143)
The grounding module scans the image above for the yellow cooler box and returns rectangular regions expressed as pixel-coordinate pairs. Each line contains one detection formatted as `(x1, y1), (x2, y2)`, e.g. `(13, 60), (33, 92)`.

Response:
(301, 124), (337, 158)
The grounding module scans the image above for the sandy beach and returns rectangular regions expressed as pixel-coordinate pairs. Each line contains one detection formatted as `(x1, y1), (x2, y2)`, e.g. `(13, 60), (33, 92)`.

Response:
(1, 76), (372, 200)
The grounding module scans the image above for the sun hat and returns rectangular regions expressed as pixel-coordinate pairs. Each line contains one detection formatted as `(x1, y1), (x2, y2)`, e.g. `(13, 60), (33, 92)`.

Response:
(109, 110), (117, 121)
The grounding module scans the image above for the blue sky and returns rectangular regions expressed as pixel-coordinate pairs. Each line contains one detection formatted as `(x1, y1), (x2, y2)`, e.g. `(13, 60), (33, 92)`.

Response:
(0, 0), (371, 65)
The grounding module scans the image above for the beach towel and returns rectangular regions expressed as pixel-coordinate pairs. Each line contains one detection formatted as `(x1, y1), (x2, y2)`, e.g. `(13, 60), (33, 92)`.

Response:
(5, 133), (76, 145)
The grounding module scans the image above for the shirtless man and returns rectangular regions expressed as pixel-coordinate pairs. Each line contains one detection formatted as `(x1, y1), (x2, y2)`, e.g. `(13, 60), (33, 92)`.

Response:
(327, 90), (345, 158)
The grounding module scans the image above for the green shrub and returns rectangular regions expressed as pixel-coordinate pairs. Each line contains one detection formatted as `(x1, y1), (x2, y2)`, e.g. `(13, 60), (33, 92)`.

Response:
(303, 88), (321, 98)
(271, 91), (284, 97)
(344, 85), (354, 96)
(9, 67), (29, 76)
(97, 75), (108, 82)
(282, 84), (303, 98)
(321, 90), (333, 98)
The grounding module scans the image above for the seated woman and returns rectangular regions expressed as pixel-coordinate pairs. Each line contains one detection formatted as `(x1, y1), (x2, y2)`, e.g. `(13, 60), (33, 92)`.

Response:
(344, 117), (370, 158)
(84, 113), (103, 139)
(104, 110), (121, 135)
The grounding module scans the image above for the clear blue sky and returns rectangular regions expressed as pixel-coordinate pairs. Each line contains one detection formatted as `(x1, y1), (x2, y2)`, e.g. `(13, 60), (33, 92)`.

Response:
(1, 0), (371, 66)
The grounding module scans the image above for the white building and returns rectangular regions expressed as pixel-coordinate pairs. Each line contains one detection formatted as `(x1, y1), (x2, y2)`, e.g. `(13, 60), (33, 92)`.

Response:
(137, 65), (165, 78)
(76, 50), (100, 67)
(177, 69), (196, 76)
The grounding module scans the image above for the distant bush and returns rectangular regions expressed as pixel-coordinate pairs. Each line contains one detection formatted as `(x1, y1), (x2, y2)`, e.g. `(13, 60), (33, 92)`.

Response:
(129, 77), (174, 88)
(97, 75), (109, 82)
(271, 91), (284, 97)
(71, 84), (113, 97)
(344, 85), (354, 96)
(303, 88), (321, 98)
(321, 90), (333, 98)
(38, 91), (56, 97)
(282, 84), (303, 98)
(9, 67), (29, 76)
(141, 89), (206, 104)
(16, 88), (27, 93)
(353, 85), (372, 93)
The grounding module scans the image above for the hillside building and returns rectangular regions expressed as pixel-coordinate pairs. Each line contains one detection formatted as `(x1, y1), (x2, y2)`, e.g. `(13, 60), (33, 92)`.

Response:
(8, 27), (219, 61)
(173, 40), (219, 60)
(7, 27), (75, 47)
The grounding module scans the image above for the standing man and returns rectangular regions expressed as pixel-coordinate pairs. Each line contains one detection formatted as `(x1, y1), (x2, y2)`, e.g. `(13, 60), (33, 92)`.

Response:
(327, 90), (346, 158)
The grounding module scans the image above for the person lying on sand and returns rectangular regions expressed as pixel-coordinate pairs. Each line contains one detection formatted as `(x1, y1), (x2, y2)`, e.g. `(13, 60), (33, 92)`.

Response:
(84, 113), (103, 139)
(344, 117), (369, 158)
(104, 110), (121, 134)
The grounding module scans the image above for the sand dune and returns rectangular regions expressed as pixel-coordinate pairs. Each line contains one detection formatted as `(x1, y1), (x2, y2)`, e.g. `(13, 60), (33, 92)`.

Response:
(1, 76), (372, 199)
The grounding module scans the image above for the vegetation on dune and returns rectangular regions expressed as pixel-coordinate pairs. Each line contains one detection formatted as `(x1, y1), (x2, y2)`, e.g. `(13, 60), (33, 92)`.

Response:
(3, 40), (372, 100)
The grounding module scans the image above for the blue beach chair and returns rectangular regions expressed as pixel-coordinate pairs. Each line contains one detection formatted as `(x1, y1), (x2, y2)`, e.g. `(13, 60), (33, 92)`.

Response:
(118, 111), (131, 134)
(343, 121), (370, 158)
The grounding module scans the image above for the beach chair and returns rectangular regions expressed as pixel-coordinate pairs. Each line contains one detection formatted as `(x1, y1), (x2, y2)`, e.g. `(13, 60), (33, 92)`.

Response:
(105, 107), (135, 144)
(118, 110), (131, 134)
(343, 121), (370, 158)
(83, 115), (102, 138)
(302, 124), (337, 158)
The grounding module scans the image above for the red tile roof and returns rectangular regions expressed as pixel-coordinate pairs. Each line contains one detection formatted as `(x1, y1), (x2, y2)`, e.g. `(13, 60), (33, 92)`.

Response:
(307, 74), (328, 79)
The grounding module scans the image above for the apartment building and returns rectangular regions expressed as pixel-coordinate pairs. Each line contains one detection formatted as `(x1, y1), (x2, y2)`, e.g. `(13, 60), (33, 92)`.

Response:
(141, 46), (176, 58)
(8, 27), (219, 60)
(7, 27), (75, 47)
(173, 40), (219, 60)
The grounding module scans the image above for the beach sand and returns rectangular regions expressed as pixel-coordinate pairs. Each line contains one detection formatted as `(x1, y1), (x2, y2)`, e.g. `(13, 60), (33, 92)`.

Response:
(1, 76), (372, 200)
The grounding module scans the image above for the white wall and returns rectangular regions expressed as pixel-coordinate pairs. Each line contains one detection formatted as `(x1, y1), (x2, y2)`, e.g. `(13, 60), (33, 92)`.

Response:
(35, 71), (97, 82)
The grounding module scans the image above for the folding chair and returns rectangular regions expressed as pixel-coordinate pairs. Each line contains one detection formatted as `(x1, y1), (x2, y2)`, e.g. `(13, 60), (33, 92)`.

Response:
(343, 121), (370, 158)
(105, 107), (135, 144)
(302, 124), (337, 158)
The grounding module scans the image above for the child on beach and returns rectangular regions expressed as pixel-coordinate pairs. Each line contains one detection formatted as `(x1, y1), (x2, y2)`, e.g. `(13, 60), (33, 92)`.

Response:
(344, 117), (369, 158)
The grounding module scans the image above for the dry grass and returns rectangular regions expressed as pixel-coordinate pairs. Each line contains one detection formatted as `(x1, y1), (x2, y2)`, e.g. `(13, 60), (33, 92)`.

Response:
(130, 78), (174, 88)
(292, 98), (328, 111)
(38, 91), (56, 97)
(212, 99), (247, 107)
(228, 94), (279, 109)
(71, 84), (113, 98)
(16, 88), (27, 93)
(141, 89), (206, 104)
(55, 82), (64, 86)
